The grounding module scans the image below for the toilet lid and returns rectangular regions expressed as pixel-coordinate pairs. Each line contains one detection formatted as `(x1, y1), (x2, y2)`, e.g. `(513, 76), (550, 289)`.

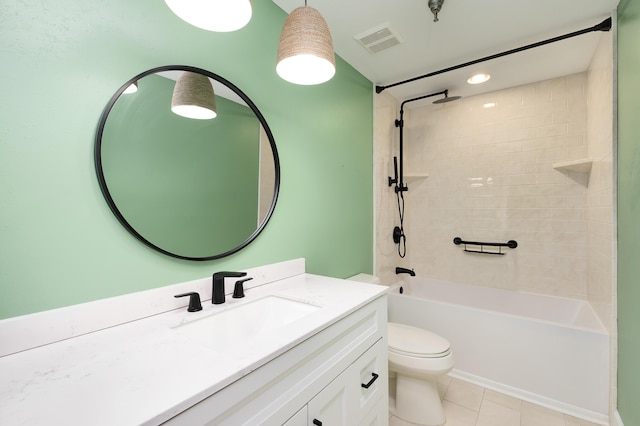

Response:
(388, 322), (451, 357)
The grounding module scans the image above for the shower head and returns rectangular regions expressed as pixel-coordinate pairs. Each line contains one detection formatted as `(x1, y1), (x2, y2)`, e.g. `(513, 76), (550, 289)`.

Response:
(433, 90), (461, 104)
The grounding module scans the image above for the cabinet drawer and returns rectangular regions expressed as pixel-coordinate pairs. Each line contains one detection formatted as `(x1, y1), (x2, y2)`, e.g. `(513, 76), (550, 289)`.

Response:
(353, 339), (387, 421)
(308, 339), (387, 426)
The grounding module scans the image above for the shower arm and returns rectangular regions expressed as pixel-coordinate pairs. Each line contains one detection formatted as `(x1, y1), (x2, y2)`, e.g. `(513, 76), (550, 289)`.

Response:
(376, 17), (612, 94)
(393, 90), (448, 192)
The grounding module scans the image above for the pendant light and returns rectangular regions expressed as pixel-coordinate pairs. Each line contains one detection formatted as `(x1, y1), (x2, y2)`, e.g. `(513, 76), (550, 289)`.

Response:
(171, 72), (217, 120)
(164, 0), (252, 32)
(276, 2), (335, 85)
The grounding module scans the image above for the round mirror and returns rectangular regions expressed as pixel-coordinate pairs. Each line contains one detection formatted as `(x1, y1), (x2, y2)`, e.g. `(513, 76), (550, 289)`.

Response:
(95, 65), (280, 261)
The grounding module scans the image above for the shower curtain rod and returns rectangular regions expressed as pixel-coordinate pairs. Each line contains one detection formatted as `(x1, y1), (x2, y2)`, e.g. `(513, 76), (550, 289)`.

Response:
(375, 17), (612, 94)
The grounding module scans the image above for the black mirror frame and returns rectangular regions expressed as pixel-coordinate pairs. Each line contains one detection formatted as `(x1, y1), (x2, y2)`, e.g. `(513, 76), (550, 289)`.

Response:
(94, 65), (280, 261)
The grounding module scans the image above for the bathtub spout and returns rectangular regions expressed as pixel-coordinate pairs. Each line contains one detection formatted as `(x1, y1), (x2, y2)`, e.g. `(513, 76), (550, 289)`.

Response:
(395, 267), (415, 276)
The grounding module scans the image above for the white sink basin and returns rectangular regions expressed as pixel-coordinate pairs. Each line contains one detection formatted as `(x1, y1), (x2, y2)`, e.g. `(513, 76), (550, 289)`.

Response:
(173, 296), (320, 351)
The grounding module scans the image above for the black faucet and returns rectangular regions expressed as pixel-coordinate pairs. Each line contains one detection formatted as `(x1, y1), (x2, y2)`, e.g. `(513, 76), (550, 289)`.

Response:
(395, 267), (415, 276)
(212, 271), (247, 304)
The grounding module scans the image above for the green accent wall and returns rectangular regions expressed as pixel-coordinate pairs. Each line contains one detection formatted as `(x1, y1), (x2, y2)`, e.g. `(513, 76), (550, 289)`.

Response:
(617, 0), (640, 423)
(0, 0), (374, 319)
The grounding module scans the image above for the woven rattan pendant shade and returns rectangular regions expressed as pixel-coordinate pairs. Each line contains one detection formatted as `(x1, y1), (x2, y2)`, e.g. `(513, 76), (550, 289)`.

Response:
(276, 6), (335, 85)
(171, 72), (217, 120)
(164, 0), (252, 32)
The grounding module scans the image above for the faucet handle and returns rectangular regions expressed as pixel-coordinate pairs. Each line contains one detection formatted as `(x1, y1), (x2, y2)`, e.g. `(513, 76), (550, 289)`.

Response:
(233, 277), (253, 299)
(174, 292), (203, 312)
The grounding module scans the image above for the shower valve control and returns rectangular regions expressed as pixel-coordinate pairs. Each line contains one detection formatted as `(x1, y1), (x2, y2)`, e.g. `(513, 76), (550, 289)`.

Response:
(393, 226), (403, 244)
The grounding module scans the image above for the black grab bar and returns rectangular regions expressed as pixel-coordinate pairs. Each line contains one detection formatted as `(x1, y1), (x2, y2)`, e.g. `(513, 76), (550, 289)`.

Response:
(453, 237), (517, 255)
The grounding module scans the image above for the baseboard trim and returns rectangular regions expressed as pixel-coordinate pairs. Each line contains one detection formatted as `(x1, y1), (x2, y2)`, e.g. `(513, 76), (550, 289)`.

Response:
(611, 410), (624, 426)
(449, 369), (610, 425)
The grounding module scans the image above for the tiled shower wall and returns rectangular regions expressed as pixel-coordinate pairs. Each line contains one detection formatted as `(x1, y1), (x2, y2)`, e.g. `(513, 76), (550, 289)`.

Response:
(585, 30), (616, 419)
(374, 36), (614, 329)
(586, 31), (615, 332)
(374, 91), (408, 286)
(389, 73), (591, 299)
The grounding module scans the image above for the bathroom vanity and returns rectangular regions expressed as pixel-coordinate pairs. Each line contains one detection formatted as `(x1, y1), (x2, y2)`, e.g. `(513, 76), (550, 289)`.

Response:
(0, 259), (388, 425)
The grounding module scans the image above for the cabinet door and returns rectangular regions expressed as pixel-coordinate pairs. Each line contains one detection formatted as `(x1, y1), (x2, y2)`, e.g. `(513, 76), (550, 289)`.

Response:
(307, 371), (350, 425)
(353, 339), (387, 421)
(283, 407), (307, 426)
(358, 397), (388, 426)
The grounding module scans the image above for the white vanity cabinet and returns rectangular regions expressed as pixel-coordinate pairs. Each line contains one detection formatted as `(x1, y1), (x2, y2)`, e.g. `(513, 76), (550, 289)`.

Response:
(164, 296), (388, 426)
(0, 261), (389, 426)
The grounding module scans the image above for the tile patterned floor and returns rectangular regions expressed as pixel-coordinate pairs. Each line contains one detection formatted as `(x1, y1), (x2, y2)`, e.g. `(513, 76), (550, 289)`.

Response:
(389, 376), (604, 426)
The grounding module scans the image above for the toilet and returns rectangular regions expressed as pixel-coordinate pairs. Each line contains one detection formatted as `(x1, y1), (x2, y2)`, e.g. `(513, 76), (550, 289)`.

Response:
(346, 274), (455, 426)
(388, 322), (455, 426)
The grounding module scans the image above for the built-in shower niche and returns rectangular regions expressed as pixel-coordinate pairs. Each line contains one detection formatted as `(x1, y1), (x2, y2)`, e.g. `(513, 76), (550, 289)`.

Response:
(403, 173), (429, 183)
(553, 158), (593, 185)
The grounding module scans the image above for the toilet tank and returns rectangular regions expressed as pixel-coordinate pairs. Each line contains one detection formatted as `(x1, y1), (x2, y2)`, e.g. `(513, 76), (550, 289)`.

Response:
(347, 274), (381, 284)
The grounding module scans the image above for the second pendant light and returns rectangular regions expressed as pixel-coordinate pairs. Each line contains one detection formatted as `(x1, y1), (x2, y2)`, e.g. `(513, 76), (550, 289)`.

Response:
(276, 3), (335, 85)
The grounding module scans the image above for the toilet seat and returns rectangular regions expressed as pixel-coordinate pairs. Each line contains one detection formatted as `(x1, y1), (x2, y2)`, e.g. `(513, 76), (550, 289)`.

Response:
(388, 322), (451, 358)
(387, 322), (455, 425)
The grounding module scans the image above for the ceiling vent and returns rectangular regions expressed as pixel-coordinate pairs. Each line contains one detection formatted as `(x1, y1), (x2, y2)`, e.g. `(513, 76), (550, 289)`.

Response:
(355, 23), (402, 54)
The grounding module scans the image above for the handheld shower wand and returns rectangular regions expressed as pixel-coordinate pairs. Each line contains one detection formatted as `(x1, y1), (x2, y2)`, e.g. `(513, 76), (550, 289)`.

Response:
(388, 156), (398, 187)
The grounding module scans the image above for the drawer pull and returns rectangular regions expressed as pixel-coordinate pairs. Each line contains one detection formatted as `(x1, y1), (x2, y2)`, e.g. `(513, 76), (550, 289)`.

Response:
(313, 420), (322, 426)
(361, 372), (379, 389)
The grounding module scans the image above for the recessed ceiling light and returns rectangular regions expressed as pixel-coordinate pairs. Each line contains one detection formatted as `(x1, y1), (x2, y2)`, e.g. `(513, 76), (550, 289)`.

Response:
(483, 102), (496, 108)
(467, 73), (491, 84)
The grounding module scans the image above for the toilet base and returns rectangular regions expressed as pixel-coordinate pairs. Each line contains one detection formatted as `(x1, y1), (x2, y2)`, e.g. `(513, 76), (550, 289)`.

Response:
(395, 373), (445, 426)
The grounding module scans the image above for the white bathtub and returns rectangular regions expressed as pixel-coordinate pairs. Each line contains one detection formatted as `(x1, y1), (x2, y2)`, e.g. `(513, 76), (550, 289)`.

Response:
(387, 277), (609, 424)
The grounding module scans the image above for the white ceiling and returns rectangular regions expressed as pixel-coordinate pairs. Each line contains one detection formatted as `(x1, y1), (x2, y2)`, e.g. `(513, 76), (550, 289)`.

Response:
(272, 0), (619, 106)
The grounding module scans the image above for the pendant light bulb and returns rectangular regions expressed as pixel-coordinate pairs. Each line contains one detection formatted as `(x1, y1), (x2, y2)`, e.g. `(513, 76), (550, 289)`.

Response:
(171, 72), (217, 120)
(276, 6), (336, 85)
(164, 0), (252, 32)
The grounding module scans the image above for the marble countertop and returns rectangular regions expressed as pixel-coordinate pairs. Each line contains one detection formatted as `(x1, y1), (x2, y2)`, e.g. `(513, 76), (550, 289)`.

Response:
(0, 266), (387, 425)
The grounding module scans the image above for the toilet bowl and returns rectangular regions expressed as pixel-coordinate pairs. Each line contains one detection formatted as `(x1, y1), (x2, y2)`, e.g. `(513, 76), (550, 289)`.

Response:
(388, 322), (455, 426)
(344, 274), (454, 425)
